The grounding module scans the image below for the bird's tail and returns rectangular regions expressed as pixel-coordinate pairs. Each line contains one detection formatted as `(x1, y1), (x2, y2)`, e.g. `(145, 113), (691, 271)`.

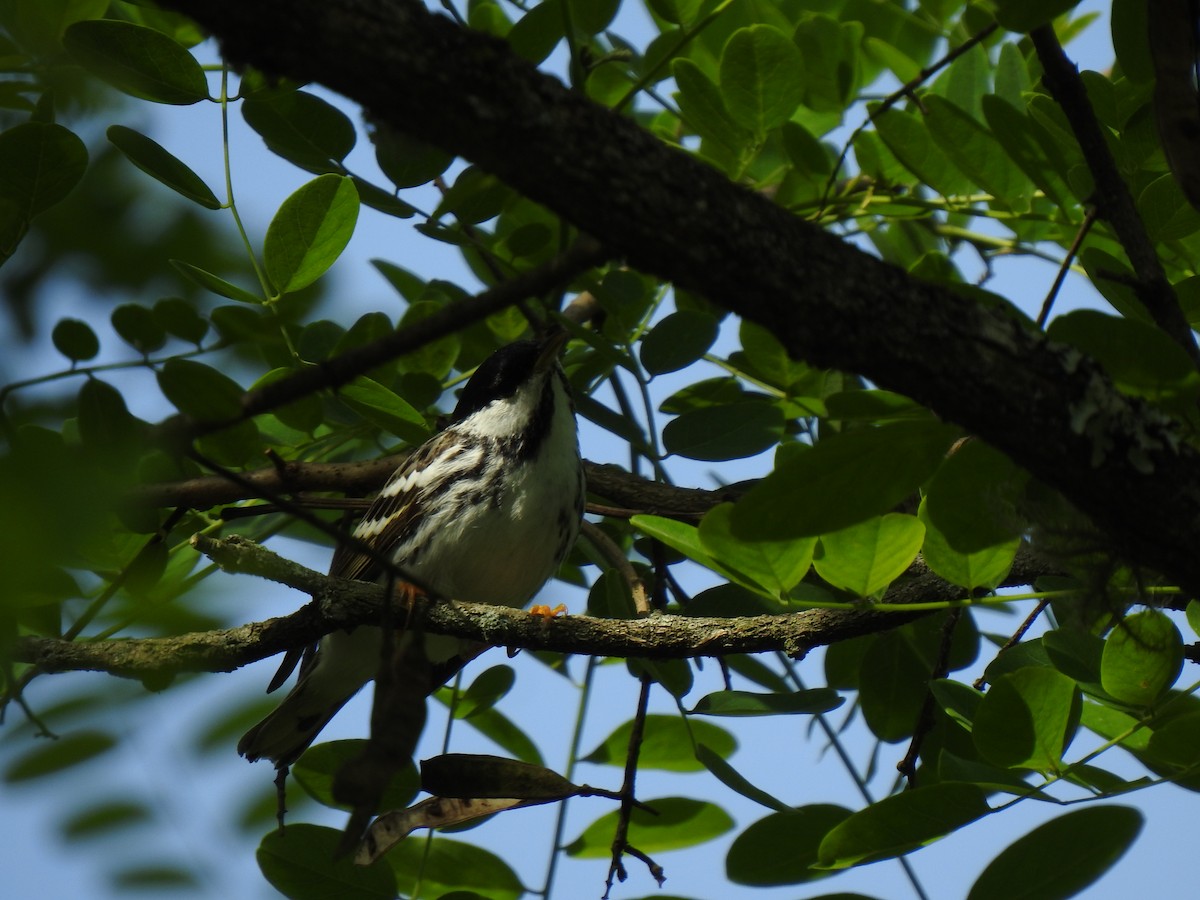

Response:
(238, 627), (383, 767)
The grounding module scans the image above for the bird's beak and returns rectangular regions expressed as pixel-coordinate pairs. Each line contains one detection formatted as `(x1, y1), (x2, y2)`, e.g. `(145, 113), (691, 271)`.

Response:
(535, 330), (569, 373)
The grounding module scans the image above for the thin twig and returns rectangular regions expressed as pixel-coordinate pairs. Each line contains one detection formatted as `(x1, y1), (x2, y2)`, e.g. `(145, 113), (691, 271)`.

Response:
(897, 606), (963, 785)
(973, 598), (1051, 690)
(1037, 206), (1098, 328)
(1030, 25), (1200, 370)
(603, 674), (657, 898)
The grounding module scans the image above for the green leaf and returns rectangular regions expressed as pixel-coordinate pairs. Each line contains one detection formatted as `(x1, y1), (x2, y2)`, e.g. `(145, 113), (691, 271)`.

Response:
(51, 318), (99, 362)
(567, 0), (619, 34)
(4, 730), (116, 781)
(456, 665), (515, 719)
(63, 20), (207, 104)
(640, 310), (719, 375)
(924, 95), (1032, 211)
(924, 439), (1027, 552)
(872, 105), (974, 197)
(696, 744), (789, 812)
(1100, 610), (1183, 707)
(917, 498), (1018, 590)
(157, 358), (243, 421)
(1188, 599), (1200, 638)
(257, 824), (396, 900)
(647, 0), (703, 25)
(973, 668), (1080, 771)
(673, 58), (750, 152)
(77, 378), (142, 456)
(691, 688), (842, 717)
(582, 714), (736, 772)
(699, 503), (816, 597)
(0, 121), (87, 218)
(968, 806), (1143, 900)
(728, 806), (853, 885)
(663, 401), (784, 461)
(373, 124), (455, 188)
(106, 125), (220, 209)
(1042, 629), (1105, 690)
(292, 741), (419, 812)
(792, 15), (860, 114)
(170, 259), (262, 304)
(435, 695), (543, 766)
(818, 783), (990, 867)
(733, 421), (958, 539)
(386, 837), (522, 900)
(264, 174), (359, 294)
(1145, 711), (1200, 771)
(1048, 309), (1200, 408)
(567, 798), (734, 857)
(339, 376), (431, 445)
(857, 631), (930, 742)
(111, 303), (166, 354)
(243, 90), (357, 173)
(153, 297), (208, 345)
(981, 95), (1071, 208)
(61, 800), (151, 840)
(931, 678), (985, 731)
(814, 514), (925, 597)
(993, 0), (1082, 33)
(720, 25), (806, 135)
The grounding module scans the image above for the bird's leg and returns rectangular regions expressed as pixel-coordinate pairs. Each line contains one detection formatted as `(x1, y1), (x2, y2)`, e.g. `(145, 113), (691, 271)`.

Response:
(529, 603), (567, 618)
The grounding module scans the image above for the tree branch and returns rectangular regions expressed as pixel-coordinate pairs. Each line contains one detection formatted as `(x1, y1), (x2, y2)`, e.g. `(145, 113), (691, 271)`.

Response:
(12, 536), (1050, 680)
(1029, 24), (1200, 368)
(147, 0), (1200, 596)
(130, 458), (737, 517)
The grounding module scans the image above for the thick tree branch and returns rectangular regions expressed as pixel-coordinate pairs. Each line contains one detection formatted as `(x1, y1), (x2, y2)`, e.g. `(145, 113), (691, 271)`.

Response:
(153, 0), (1200, 595)
(12, 537), (1050, 679)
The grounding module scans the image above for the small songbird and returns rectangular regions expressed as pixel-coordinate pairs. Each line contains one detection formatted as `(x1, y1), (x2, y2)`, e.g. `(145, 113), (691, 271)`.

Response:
(238, 333), (585, 767)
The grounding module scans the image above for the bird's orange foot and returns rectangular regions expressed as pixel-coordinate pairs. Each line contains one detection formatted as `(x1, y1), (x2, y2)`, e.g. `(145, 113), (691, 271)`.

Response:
(529, 603), (567, 619)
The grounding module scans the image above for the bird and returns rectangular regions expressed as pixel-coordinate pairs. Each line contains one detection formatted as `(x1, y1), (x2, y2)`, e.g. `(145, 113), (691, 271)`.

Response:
(238, 332), (585, 767)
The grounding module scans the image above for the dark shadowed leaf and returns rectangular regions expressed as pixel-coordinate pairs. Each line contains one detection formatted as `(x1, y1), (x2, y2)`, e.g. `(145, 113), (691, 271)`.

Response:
(386, 838), (522, 900)
(51, 318), (99, 362)
(663, 401), (784, 460)
(257, 824), (396, 899)
(292, 741), (419, 812)
(243, 90), (357, 173)
(640, 310), (719, 375)
(157, 358), (243, 421)
(818, 783), (990, 868)
(107, 125), (221, 208)
(64, 20), (208, 104)
(973, 668), (1080, 771)
(171, 259), (262, 304)
(0, 122), (87, 218)
(968, 806), (1142, 900)
(728, 805), (853, 885)
(692, 688), (842, 717)
(4, 730), (117, 781)
(582, 714), (736, 771)
(567, 798), (734, 857)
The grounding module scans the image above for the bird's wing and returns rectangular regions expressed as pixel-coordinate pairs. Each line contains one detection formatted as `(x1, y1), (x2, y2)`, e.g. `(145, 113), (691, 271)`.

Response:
(328, 429), (463, 585)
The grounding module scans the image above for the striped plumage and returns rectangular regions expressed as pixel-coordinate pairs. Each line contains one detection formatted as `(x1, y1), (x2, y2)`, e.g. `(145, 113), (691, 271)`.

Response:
(238, 335), (584, 766)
